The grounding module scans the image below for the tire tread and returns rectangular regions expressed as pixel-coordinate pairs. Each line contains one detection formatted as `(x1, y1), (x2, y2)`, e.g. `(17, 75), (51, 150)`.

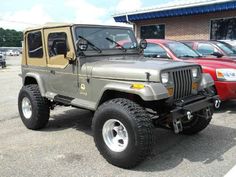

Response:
(18, 84), (50, 130)
(93, 98), (154, 168)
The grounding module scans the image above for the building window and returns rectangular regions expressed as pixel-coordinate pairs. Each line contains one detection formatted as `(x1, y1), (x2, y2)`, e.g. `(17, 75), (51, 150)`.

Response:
(140, 25), (165, 39)
(211, 17), (236, 40)
(48, 32), (68, 57)
(27, 31), (43, 58)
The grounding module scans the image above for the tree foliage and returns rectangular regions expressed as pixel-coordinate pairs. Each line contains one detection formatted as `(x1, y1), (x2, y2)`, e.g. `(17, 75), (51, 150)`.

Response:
(0, 28), (23, 47)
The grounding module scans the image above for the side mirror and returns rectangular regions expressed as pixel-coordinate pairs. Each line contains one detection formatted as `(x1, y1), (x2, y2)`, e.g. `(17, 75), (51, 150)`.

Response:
(76, 39), (88, 51)
(212, 52), (223, 58)
(139, 39), (147, 49)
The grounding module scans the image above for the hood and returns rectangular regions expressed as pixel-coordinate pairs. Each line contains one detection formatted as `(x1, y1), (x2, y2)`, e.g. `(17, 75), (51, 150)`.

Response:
(82, 55), (198, 82)
(187, 58), (236, 69)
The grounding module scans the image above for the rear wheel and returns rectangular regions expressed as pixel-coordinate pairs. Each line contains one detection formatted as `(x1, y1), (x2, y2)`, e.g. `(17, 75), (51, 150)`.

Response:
(92, 98), (154, 169)
(18, 84), (50, 130)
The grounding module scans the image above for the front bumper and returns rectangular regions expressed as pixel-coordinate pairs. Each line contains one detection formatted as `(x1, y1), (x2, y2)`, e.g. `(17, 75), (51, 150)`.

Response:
(215, 81), (236, 101)
(170, 95), (219, 120)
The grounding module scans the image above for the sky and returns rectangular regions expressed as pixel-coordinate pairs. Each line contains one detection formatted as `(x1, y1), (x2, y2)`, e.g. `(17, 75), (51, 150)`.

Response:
(0, 0), (173, 31)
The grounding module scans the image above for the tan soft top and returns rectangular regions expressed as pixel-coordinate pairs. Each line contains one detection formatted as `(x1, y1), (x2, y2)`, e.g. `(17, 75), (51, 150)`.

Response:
(24, 22), (74, 33)
(24, 22), (132, 33)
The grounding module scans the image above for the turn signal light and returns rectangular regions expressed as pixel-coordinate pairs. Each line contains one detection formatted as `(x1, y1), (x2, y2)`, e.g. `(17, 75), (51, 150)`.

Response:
(216, 71), (224, 78)
(167, 88), (174, 96)
(192, 82), (198, 90)
(131, 83), (145, 89)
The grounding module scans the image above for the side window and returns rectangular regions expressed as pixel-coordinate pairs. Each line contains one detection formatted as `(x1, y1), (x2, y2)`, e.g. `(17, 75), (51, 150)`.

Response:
(48, 32), (68, 57)
(144, 43), (169, 58)
(197, 43), (216, 55)
(27, 31), (43, 58)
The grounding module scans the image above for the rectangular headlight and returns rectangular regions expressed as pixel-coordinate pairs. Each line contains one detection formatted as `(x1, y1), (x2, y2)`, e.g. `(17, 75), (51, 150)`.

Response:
(161, 73), (169, 84)
(191, 68), (198, 78)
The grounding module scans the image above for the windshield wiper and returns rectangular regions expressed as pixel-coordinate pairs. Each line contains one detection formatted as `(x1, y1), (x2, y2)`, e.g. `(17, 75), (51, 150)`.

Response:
(178, 55), (196, 58)
(105, 37), (127, 52)
(78, 35), (102, 53)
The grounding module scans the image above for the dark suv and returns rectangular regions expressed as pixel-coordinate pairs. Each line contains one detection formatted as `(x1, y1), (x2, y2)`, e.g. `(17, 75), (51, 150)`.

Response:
(0, 53), (6, 68)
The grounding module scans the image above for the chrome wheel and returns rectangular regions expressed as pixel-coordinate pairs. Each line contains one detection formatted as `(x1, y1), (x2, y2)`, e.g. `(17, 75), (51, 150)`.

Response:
(102, 119), (128, 152)
(22, 97), (32, 119)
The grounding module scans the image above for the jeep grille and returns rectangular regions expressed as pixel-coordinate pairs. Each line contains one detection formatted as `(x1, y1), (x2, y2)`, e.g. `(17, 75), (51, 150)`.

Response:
(172, 69), (192, 100)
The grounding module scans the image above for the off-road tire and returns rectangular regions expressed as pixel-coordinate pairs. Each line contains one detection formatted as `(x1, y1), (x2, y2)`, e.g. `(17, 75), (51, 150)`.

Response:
(18, 84), (50, 130)
(182, 110), (212, 135)
(92, 98), (154, 169)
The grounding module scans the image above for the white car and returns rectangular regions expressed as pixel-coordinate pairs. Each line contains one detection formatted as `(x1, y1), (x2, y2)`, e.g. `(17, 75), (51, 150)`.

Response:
(220, 40), (236, 48)
(6, 50), (20, 56)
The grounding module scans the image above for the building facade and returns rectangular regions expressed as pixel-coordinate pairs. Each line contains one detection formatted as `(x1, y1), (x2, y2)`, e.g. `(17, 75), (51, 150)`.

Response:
(113, 0), (236, 45)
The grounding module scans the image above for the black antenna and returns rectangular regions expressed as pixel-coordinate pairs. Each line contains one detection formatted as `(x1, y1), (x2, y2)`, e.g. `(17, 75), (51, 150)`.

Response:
(145, 72), (151, 82)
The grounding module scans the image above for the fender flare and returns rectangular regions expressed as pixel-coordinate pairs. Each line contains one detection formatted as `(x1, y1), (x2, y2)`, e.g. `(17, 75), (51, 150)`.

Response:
(199, 73), (215, 90)
(96, 82), (169, 108)
(24, 73), (46, 97)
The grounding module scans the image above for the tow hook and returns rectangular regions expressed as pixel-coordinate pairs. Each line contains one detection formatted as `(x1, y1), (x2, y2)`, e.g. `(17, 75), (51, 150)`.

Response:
(173, 118), (183, 134)
(186, 111), (193, 120)
(214, 99), (221, 109)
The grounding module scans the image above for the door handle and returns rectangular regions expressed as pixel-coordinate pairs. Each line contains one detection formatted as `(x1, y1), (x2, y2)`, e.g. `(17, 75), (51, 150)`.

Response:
(50, 70), (55, 74)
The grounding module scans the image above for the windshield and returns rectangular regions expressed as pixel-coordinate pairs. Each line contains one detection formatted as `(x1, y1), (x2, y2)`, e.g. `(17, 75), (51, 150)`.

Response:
(74, 26), (138, 52)
(216, 42), (236, 56)
(165, 42), (200, 59)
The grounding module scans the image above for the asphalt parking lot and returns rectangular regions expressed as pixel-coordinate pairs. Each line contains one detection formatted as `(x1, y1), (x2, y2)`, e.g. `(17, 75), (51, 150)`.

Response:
(0, 56), (236, 177)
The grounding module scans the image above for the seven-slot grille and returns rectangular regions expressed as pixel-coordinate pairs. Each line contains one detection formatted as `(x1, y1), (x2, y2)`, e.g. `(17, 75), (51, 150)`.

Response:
(172, 69), (192, 100)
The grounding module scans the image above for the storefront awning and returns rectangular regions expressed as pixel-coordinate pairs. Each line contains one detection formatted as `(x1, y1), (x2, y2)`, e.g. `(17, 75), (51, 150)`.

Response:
(114, 1), (236, 23)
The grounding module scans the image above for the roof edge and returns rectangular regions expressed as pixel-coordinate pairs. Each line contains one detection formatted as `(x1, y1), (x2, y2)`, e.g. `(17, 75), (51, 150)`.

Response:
(113, 0), (232, 17)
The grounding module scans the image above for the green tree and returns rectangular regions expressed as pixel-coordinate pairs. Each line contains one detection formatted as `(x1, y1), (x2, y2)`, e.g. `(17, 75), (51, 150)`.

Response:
(0, 28), (23, 47)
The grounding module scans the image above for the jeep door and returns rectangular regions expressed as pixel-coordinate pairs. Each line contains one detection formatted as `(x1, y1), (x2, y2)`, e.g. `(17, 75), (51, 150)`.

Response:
(43, 27), (78, 98)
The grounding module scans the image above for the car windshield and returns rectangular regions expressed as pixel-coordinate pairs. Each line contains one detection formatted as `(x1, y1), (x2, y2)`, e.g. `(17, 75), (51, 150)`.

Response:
(74, 26), (138, 52)
(216, 42), (236, 56)
(164, 42), (200, 59)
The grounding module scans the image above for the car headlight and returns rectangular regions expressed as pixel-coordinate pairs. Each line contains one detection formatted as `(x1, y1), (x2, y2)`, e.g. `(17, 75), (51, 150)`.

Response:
(216, 69), (236, 81)
(161, 73), (169, 84)
(191, 68), (199, 78)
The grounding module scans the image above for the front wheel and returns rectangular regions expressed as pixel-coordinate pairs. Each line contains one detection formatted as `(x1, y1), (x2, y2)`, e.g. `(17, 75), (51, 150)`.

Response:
(92, 98), (154, 169)
(18, 84), (50, 130)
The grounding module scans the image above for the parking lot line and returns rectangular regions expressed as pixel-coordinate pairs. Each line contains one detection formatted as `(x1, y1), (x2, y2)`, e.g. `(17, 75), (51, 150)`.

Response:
(225, 164), (236, 177)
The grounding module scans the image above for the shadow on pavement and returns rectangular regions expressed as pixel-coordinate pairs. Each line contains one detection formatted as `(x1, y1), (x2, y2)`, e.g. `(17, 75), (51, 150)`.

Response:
(43, 108), (236, 172)
(44, 108), (93, 136)
(215, 100), (236, 114)
(136, 124), (236, 172)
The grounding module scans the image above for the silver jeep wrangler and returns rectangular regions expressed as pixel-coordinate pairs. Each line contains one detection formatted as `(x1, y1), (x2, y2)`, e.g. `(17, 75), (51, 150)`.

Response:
(18, 23), (219, 168)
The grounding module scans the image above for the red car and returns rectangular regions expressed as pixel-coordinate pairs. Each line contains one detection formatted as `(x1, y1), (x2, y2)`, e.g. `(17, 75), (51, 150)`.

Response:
(182, 40), (236, 59)
(144, 39), (236, 101)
